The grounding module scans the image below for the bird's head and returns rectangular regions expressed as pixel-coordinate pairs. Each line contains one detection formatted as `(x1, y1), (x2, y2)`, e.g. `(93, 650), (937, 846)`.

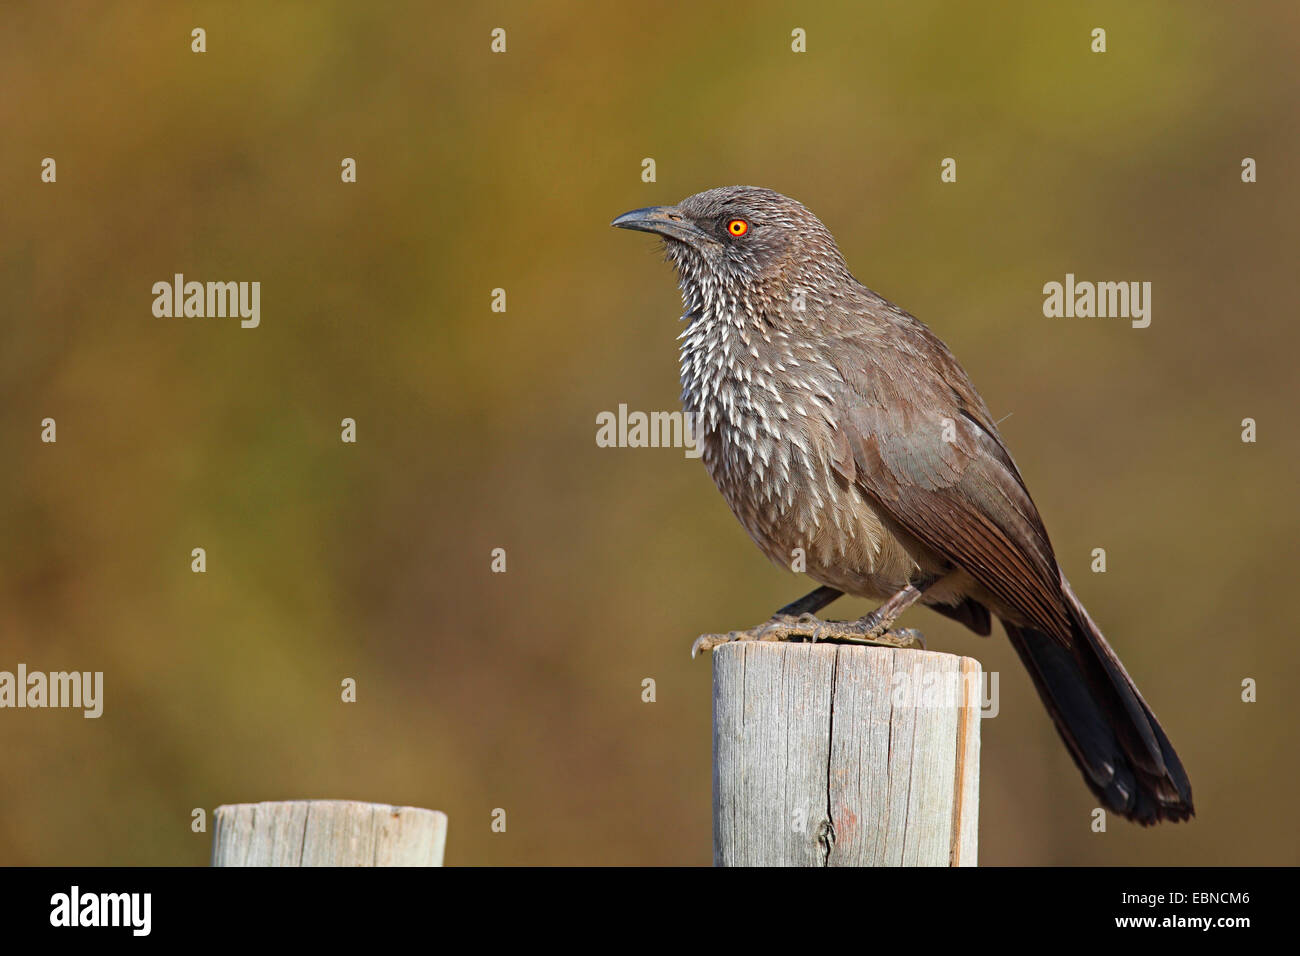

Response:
(611, 186), (851, 322)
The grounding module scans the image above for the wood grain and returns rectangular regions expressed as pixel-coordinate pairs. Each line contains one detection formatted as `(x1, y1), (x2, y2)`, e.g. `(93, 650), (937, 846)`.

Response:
(211, 800), (447, 866)
(712, 642), (981, 866)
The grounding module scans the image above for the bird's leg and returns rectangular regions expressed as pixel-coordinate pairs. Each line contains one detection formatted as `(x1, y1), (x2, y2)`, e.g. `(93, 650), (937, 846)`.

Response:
(859, 583), (927, 638)
(807, 583), (928, 646)
(691, 583), (931, 657)
(775, 585), (843, 618)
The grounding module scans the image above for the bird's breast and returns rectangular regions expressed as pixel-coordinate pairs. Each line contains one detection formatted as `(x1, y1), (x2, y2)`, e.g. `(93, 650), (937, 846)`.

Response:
(678, 316), (920, 597)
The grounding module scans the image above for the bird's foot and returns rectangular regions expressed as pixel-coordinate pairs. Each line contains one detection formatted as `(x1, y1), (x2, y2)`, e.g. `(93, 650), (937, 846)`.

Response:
(690, 613), (925, 658)
(690, 612), (815, 658)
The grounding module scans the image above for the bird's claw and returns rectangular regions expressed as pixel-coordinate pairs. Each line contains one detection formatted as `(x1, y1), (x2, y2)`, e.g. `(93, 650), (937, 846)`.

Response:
(690, 615), (925, 658)
(690, 613), (804, 658)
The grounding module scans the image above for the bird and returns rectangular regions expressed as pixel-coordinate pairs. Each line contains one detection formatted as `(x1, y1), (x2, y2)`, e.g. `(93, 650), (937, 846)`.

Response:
(612, 185), (1193, 824)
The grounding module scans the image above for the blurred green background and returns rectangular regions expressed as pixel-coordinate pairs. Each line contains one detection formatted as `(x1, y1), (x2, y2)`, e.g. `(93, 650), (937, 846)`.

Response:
(2, 1), (1297, 865)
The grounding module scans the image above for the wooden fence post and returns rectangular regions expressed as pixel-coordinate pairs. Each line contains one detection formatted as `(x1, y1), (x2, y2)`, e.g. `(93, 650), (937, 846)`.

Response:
(712, 641), (981, 866)
(211, 800), (448, 866)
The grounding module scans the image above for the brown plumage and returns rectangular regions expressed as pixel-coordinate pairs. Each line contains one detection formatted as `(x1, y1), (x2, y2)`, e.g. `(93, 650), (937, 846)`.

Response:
(613, 185), (1193, 824)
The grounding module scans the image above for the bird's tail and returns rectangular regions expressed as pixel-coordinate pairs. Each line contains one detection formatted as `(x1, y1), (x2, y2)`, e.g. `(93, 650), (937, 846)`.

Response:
(1000, 579), (1193, 824)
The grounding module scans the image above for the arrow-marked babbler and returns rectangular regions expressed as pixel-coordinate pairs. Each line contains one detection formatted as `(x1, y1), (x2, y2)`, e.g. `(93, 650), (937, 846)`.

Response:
(613, 186), (1192, 824)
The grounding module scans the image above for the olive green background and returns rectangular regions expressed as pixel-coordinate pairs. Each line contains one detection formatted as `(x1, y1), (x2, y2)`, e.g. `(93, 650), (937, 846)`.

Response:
(2, 1), (1296, 865)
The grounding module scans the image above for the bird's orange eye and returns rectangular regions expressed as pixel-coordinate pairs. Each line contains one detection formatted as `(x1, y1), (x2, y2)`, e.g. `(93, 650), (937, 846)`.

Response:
(727, 218), (749, 237)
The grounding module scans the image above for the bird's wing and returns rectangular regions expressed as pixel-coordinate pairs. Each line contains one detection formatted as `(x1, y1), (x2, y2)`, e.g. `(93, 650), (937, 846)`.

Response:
(826, 314), (1072, 643)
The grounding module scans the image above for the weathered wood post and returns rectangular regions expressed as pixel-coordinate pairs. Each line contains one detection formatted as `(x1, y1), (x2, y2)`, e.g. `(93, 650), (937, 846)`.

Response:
(211, 800), (447, 866)
(712, 642), (981, 866)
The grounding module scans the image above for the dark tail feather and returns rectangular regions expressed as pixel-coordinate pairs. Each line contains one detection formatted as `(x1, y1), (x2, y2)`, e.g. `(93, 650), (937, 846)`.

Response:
(1001, 579), (1193, 824)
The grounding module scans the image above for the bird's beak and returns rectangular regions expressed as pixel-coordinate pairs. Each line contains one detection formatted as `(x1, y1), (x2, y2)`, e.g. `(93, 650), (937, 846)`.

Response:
(611, 206), (710, 244)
